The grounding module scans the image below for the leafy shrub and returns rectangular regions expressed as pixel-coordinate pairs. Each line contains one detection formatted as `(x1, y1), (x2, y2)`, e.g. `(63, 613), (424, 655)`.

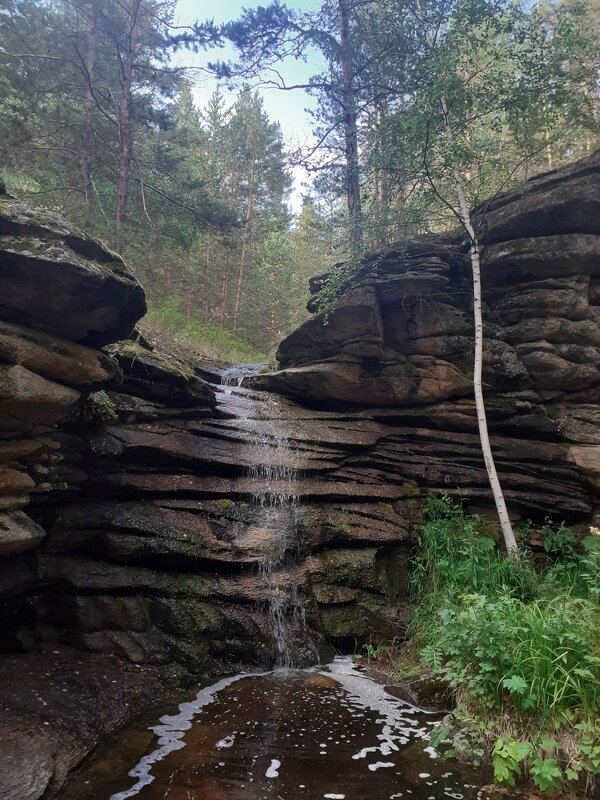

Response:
(411, 496), (600, 794)
(423, 594), (600, 717)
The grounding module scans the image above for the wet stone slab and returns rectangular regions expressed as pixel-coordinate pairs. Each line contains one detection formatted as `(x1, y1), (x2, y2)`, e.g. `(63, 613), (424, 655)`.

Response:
(58, 657), (483, 800)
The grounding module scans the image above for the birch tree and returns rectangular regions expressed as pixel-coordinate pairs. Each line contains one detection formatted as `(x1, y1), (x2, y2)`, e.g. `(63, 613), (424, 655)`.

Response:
(398, 0), (596, 553)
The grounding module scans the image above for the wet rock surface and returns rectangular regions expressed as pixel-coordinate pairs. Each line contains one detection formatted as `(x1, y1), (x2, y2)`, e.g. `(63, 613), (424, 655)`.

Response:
(19, 380), (417, 669)
(0, 646), (166, 800)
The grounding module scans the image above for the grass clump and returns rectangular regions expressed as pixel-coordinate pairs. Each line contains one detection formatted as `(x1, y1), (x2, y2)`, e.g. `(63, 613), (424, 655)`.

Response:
(144, 298), (265, 365)
(85, 389), (118, 423)
(410, 495), (600, 795)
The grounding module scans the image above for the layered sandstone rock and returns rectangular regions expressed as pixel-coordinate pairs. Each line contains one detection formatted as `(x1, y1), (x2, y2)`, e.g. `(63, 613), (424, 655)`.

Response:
(253, 151), (600, 525)
(3, 154), (600, 673)
(0, 197), (146, 603)
(1, 154), (600, 798)
(21, 381), (419, 666)
(0, 196), (146, 345)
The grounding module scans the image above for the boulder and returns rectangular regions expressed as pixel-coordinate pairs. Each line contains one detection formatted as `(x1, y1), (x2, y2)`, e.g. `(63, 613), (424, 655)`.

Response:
(106, 340), (215, 407)
(0, 511), (45, 556)
(0, 364), (80, 429)
(475, 151), (600, 243)
(0, 320), (117, 386)
(254, 357), (472, 407)
(0, 196), (146, 345)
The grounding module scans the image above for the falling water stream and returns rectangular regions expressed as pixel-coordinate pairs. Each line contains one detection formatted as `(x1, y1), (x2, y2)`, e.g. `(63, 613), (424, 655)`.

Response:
(57, 366), (488, 800)
(221, 365), (315, 668)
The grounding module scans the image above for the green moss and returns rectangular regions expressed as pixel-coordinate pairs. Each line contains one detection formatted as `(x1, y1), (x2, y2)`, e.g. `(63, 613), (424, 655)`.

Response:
(106, 339), (197, 381)
(378, 502), (394, 513)
(329, 509), (354, 536)
(490, 396), (514, 412)
(0, 236), (41, 253)
(86, 390), (117, 423)
(401, 482), (421, 498)
(217, 499), (234, 510)
(0, 197), (128, 270)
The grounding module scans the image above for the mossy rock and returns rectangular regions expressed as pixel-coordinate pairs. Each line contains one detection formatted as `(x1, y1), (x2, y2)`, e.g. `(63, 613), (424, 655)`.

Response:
(316, 548), (379, 590)
(376, 544), (412, 602)
(319, 592), (409, 641)
(105, 340), (215, 407)
(151, 597), (222, 639)
(0, 195), (146, 346)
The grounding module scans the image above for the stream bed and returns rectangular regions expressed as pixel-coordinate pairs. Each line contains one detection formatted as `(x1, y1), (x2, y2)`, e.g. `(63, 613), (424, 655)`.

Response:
(59, 657), (484, 800)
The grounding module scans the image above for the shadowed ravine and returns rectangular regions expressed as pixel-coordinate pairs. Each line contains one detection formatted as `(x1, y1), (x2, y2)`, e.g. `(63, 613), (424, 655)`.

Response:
(58, 658), (481, 800)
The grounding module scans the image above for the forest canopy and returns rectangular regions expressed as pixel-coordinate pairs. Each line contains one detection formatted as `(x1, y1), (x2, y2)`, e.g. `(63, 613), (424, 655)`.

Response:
(0, 0), (598, 356)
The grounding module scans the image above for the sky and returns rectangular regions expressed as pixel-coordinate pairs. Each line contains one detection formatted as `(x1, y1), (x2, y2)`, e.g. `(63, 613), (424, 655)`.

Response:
(172, 0), (326, 212)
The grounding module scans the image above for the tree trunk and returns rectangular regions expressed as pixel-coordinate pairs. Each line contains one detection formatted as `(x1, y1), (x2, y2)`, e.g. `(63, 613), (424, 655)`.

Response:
(114, 0), (143, 252)
(185, 255), (193, 319)
(80, 0), (97, 208)
(440, 98), (518, 555)
(375, 101), (390, 246)
(220, 254), (230, 328)
(339, 0), (363, 256)
(270, 296), (277, 350)
(233, 152), (256, 330)
(203, 235), (211, 323)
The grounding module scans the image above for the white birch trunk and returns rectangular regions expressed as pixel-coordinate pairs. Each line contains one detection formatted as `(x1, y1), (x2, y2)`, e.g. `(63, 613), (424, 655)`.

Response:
(441, 98), (519, 555)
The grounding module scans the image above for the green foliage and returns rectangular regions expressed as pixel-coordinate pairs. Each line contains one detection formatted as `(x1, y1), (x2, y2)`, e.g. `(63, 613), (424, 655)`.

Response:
(492, 737), (531, 786)
(427, 594), (600, 716)
(412, 495), (600, 793)
(362, 643), (379, 662)
(146, 298), (264, 364)
(542, 519), (578, 559)
(530, 757), (563, 793)
(410, 494), (537, 605)
(0, 2), (306, 352)
(312, 259), (359, 323)
(85, 390), (118, 424)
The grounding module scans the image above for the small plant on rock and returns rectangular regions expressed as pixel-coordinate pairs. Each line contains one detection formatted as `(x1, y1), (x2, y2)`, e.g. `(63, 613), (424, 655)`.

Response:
(85, 390), (118, 424)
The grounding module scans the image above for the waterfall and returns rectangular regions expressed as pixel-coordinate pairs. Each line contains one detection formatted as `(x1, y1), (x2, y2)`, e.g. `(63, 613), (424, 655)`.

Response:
(221, 367), (316, 669)
(247, 393), (314, 669)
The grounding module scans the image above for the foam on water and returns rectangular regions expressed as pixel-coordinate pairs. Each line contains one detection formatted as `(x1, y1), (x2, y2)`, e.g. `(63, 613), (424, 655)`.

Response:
(108, 672), (270, 800)
(62, 657), (483, 800)
(265, 759), (281, 778)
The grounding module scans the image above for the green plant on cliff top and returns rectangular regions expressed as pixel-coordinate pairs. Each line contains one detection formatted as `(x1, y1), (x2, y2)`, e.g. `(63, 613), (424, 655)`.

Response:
(312, 258), (359, 324)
